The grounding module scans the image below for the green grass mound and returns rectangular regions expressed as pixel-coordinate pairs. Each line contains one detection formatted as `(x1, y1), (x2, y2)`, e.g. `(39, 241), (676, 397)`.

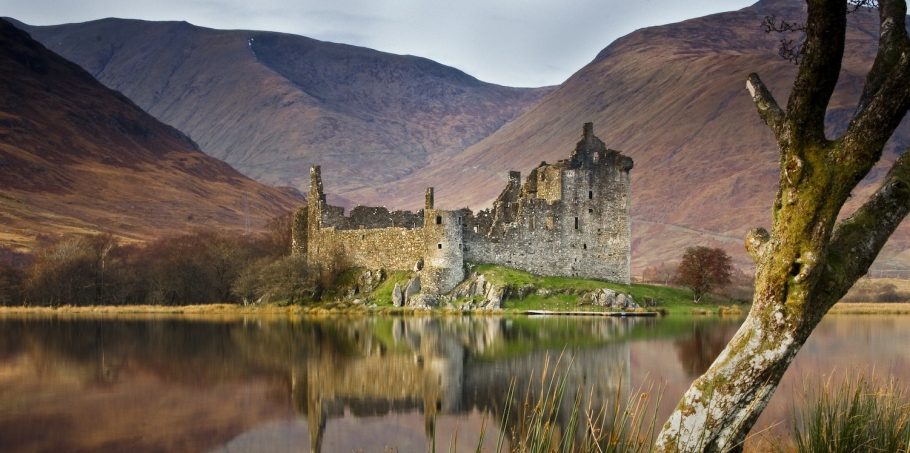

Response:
(472, 264), (741, 315)
(302, 264), (743, 316)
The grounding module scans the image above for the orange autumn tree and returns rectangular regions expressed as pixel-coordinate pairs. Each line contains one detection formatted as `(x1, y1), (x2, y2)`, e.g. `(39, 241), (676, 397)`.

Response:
(674, 246), (734, 303)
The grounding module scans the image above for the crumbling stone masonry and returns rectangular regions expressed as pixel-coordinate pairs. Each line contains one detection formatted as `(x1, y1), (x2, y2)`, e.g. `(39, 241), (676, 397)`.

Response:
(292, 122), (633, 294)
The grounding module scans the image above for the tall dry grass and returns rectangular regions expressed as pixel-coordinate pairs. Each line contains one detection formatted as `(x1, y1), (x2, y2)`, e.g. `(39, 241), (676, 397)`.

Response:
(484, 354), (662, 453)
(790, 375), (910, 453)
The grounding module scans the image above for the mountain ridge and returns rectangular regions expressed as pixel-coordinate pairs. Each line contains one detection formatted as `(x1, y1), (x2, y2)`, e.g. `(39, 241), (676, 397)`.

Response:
(15, 18), (551, 202)
(0, 18), (303, 249)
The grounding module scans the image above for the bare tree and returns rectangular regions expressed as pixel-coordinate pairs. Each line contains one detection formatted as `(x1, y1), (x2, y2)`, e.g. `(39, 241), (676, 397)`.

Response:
(642, 261), (677, 285)
(656, 1), (910, 450)
(264, 210), (295, 256)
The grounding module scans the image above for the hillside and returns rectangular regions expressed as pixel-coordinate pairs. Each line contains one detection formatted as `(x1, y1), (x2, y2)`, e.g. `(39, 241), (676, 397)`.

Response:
(359, 0), (910, 272)
(12, 2), (910, 274)
(13, 18), (550, 200)
(0, 19), (303, 249)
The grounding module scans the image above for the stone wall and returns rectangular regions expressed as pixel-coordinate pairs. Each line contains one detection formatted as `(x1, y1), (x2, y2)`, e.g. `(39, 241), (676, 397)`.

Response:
(300, 166), (464, 294)
(325, 205), (422, 230)
(308, 225), (427, 271)
(532, 164), (563, 202)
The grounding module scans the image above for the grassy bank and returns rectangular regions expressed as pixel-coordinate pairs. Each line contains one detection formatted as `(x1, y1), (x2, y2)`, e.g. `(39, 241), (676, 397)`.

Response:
(0, 264), (752, 318)
(828, 302), (910, 315)
(0, 303), (462, 321)
(474, 264), (743, 316)
(0, 303), (360, 320)
(7, 300), (908, 321)
(0, 303), (505, 320)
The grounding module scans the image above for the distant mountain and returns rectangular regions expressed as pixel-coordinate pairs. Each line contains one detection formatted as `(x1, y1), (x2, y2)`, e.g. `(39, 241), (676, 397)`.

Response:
(360, 0), (910, 273)
(13, 18), (550, 200)
(13, 1), (910, 274)
(0, 19), (303, 249)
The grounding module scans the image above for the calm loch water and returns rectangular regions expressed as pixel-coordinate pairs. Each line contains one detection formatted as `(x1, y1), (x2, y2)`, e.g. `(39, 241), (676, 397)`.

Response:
(0, 314), (908, 451)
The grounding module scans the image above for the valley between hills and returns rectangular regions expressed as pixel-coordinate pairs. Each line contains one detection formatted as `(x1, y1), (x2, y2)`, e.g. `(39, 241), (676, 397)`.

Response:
(4, 0), (910, 274)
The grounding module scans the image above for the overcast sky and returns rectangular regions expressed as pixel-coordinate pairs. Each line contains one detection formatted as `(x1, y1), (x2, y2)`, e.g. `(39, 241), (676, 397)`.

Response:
(2, 0), (755, 87)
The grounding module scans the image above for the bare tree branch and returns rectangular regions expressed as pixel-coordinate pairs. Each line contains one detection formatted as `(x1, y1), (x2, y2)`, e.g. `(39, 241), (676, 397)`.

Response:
(762, 15), (807, 63)
(839, 49), (910, 183)
(764, 1), (878, 65)
(829, 1), (910, 207)
(849, 0), (880, 13)
(762, 15), (807, 33)
(746, 73), (787, 142)
(825, 152), (910, 300)
(855, 0), (909, 116)
(786, 0), (847, 145)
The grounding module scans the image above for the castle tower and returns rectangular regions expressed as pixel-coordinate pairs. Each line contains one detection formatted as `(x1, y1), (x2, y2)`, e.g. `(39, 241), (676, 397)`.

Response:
(422, 206), (464, 294)
(305, 166), (327, 269)
(463, 122), (633, 284)
(570, 122), (609, 168)
(308, 166), (326, 223)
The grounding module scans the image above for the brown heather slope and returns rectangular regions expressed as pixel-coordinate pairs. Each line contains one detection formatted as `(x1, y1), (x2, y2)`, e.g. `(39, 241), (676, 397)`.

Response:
(0, 19), (303, 249)
(14, 18), (550, 199)
(365, 0), (910, 274)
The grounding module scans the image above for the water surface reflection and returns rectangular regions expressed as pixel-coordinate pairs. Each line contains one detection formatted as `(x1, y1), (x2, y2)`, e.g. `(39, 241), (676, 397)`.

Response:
(0, 315), (905, 451)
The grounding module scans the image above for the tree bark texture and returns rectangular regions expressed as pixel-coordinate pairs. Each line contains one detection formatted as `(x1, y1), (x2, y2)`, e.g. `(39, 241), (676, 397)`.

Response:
(655, 1), (910, 451)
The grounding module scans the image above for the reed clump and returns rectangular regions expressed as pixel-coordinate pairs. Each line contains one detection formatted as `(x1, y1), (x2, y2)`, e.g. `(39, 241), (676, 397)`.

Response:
(791, 375), (910, 453)
(486, 354), (662, 453)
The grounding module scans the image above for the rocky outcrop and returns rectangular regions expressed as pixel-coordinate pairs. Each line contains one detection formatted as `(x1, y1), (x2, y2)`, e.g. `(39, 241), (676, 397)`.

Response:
(449, 273), (508, 310)
(392, 283), (404, 307)
(344, 269), (386, 299)
(404, 276), (421, 306)
(383, 269), (640, 312)
(408, 294), (439, 309)
(581, 288), (639, 310)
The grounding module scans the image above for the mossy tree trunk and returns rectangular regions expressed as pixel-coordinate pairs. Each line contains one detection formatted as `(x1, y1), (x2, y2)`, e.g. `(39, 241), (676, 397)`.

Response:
(655, 1), (910, 451)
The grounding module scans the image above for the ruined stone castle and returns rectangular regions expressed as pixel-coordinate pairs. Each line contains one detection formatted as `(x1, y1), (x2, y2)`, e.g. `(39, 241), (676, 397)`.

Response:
(292, 122), (633, 295)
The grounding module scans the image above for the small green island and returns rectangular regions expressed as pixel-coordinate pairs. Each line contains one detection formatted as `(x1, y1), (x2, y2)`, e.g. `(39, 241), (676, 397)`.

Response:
(319, 263), (745, 317)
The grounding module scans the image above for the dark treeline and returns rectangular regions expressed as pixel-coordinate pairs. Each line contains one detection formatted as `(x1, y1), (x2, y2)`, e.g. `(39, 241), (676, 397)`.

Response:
(0, 213), (330, 306)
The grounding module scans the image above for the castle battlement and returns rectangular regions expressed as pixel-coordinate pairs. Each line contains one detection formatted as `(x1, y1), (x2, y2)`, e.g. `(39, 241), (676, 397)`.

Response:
(293, 122), (633, 295)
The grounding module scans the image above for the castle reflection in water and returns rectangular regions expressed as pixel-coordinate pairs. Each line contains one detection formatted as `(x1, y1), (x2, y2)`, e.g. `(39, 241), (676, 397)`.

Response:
(0, 316), (744, 452)
(292, 317), (633, 451)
